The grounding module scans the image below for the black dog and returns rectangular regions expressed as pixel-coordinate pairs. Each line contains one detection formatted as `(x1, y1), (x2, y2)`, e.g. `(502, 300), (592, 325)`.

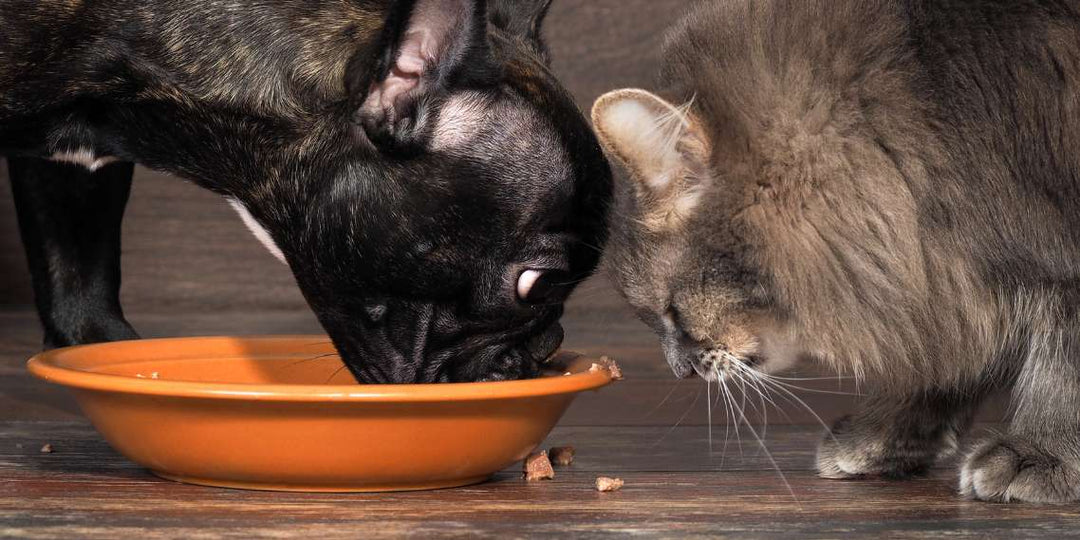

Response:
(0, 0), (611, 383)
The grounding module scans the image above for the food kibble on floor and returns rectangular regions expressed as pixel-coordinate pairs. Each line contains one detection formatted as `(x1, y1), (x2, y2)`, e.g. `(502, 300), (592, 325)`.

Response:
(549, 446), (575, 466)
(39, 443), (53, 453)
(595, 477), (624, 492)
(523, 451), (555, 481)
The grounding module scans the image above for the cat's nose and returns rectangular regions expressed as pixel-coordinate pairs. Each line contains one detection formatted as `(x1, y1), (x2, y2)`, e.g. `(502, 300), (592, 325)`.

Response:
(692, 348), (764, 381)
(660, 338), (697, 379)
(693, 348), (724, 379)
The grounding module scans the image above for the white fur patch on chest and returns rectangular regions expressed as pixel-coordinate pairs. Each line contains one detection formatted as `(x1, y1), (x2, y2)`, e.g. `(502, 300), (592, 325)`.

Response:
(227, 198), (288, 265)
(50, 149), (119, 172)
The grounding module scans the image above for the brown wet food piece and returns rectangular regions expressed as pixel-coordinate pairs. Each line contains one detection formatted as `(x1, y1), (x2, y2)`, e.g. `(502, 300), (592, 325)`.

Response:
(548, 446), (575, 466)
(595, 476), (624, 492)
(589, 356), (623, 380)
(523, 451), (554, 481)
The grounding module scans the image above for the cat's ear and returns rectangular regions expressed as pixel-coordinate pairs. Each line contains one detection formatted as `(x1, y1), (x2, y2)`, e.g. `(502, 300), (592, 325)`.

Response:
(591, 89), (709, 228)
(488, 0), (554, 62)
(347, 0), (498, 153)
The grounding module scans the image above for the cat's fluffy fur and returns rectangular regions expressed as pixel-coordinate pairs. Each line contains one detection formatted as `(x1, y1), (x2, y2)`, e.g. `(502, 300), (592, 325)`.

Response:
(591, 0), (1080, 503)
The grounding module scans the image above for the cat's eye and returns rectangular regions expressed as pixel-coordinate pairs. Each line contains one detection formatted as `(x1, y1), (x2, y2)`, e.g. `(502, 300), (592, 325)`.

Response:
(516, 269), (573, 305)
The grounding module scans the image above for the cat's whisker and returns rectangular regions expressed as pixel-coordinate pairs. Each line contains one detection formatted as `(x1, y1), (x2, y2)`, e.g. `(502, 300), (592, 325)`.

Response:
(712, 365), (732, 463)
(740, 368), (838, 444)
(651, 385), (703, 448)
(733, 368), (758, 417)
(759, 375), (856, 382)
(285, 351), (341, 368)
(731, 367), (770, 442)
(744, 371), (785, 417)
(724, 371), (748, 457)
(760, 378), (861, 396)
(324, 363), (349, 384)
(746, 367), (862, 396)
(706, 361), (729, 455)
(734, 372), (751, 457)
(739, 370), (797, 428)
(643, 378), (684, 418)
(747, 369), (774, 439)
(740, 366), (778, 451)
(726, 375), (803, 510)
(718, 373), (740, 468)
(707, 376), (713, 454)
(576, 239), (606, 255)
(718, 374), (735, 471)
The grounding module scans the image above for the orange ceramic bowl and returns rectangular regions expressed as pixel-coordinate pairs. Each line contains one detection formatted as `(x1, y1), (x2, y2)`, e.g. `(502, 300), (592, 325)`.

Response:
(27, 335), (614, 492)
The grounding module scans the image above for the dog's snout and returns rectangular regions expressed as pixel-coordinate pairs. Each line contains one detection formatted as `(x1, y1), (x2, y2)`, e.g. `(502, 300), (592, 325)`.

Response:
(363, 302), (388, 324)
(474, 323), (564, 382)
(524, 323), (564, 363)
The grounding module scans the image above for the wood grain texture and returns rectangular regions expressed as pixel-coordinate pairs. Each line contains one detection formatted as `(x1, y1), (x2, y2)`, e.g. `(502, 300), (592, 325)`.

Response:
(4, 422), (1080, 539)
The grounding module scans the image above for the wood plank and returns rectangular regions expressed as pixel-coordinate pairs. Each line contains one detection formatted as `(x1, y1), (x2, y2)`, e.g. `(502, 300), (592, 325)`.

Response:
(4, 422), (1080, 539)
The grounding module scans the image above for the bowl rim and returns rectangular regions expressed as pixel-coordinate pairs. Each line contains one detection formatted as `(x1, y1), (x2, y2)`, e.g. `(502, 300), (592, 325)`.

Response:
(26, 335), (615, 403)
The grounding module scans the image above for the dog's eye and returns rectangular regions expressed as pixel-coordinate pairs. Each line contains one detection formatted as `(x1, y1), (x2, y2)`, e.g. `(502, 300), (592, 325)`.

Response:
(517, 270), (544, 301)
(516, 269), (573, 304)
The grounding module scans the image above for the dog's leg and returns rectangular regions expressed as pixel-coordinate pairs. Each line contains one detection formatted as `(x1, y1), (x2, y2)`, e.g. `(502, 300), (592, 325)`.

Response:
(817, 388), (983, 479)
(8, 157), (139, 348)
(960, 300), (1080, 503)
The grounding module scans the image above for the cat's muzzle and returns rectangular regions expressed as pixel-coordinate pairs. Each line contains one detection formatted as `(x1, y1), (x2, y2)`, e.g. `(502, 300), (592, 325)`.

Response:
(667, 344), (763, 382)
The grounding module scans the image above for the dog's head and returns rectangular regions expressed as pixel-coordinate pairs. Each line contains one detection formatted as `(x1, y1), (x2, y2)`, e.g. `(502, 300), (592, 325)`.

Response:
(240, 0), (610, 383)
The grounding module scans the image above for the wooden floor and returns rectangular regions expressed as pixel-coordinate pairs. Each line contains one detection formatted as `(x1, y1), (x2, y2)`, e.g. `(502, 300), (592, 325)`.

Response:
(2, 307), (1076, 538)
(6, 421), (1080, 538)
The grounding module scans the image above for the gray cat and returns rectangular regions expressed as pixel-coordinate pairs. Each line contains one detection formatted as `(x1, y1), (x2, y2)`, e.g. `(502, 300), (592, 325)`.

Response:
(590, 0), (1080, 503)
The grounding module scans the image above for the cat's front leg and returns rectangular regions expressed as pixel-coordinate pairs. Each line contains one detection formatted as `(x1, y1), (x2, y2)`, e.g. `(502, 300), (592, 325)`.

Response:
(960, 318), (1080, 503)
(817, 389), (981, 479)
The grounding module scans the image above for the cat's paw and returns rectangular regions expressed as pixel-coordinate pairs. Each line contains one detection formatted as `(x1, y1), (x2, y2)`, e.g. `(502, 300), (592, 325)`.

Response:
(816, 415), (942, 479)
(959, 438), (1080, 503)
(816, 416), (889, 478)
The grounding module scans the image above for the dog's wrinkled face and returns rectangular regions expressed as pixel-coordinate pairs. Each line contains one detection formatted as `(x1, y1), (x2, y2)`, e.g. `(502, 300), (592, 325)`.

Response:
(278, 0), (610, 383)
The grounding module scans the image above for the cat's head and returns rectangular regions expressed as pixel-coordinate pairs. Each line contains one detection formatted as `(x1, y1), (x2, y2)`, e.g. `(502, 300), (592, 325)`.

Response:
(591, 89), (798, 381)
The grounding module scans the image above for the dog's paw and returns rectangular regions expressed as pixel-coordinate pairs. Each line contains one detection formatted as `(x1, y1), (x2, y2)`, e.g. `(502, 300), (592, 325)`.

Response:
(817, 415), (944, 480)
(959, 438), (1080, 503)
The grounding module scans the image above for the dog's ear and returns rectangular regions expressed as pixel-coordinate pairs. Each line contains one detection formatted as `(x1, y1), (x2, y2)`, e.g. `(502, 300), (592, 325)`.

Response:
(347, 0), (498, 153)
(487, 0), (553, 61)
